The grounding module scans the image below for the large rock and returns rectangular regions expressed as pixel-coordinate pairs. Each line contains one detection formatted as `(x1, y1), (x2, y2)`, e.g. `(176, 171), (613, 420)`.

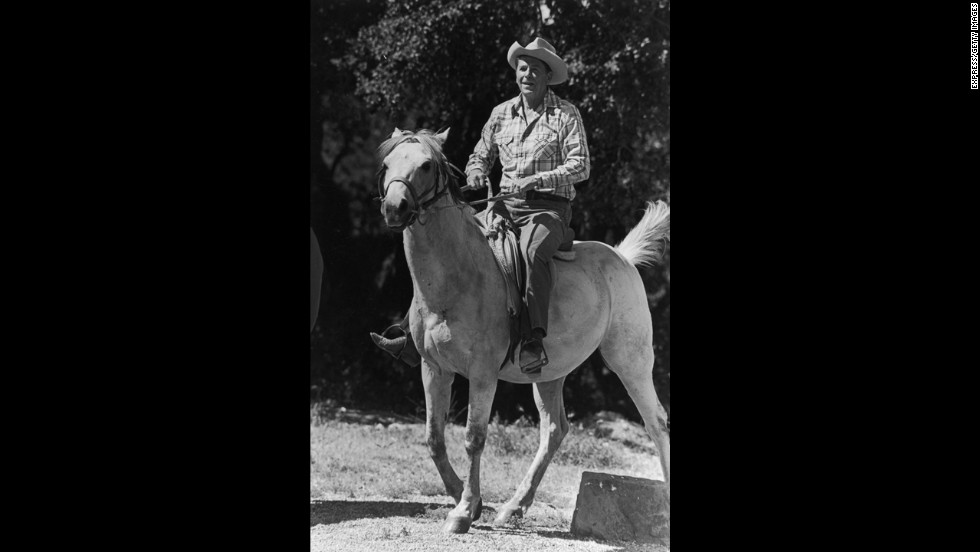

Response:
(570, 471), (670, 544)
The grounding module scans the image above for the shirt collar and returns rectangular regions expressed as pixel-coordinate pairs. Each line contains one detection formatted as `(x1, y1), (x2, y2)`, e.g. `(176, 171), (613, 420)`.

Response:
(510, 89), (560, 118)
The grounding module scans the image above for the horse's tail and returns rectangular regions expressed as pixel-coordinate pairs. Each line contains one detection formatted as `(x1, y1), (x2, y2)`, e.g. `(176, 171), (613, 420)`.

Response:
(615, 200), (670, 268)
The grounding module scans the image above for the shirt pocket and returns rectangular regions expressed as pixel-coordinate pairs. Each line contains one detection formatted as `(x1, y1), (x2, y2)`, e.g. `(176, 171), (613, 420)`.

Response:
(495, 135), (515, 159)
(527, 131), (559, 162)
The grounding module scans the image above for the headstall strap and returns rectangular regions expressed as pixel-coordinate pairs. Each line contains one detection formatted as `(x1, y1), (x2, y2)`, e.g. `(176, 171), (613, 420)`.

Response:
(378, 168), (449, 228)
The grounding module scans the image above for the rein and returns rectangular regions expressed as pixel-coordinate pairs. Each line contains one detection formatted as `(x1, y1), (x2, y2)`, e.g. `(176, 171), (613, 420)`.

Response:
(376, 144), (553, 228)
(459, 185), (555, 205)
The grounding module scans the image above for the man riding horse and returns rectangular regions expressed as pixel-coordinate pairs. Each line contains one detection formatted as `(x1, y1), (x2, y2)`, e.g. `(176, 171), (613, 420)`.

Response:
(372, 37), (590, 374)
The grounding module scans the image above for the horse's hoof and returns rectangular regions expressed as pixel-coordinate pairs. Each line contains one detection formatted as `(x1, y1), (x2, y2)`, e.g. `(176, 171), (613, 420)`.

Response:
(492, 504), (523, 527)
(442, 514), (472, 534)
(473, 498), (483, 522)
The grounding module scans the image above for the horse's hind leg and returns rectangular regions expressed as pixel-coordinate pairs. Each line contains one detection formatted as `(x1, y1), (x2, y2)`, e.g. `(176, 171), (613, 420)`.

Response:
(421, 360), (464, 503)
(620, 368), (670, 492)
(493, 376), (569, 527)
(601, 340), (671, 494)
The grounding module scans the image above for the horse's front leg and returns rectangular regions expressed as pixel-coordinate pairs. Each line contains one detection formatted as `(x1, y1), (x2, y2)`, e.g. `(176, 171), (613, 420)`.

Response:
(421, 360), (463, 502)
(443, 373), (498, 534)
(493, 376), (569, 526)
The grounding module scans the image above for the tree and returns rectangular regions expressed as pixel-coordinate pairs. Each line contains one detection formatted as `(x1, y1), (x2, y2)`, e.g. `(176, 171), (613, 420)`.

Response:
(350, 0), (540, 167)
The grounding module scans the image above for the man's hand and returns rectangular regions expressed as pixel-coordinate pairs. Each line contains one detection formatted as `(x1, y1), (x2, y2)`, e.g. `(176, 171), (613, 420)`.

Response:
(467, 172), (490, 190)
(516, 175), (540, 193)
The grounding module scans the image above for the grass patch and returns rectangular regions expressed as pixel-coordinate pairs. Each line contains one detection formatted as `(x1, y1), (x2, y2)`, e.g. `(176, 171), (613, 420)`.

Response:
(484, 415), (623, 469)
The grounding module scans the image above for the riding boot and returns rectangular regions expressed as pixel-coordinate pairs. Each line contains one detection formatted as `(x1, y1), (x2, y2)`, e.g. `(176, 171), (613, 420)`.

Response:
(369, 318), (422, 367)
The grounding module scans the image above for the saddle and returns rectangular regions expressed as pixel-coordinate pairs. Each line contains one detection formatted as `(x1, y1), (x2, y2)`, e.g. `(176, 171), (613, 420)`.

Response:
(480, 208), (576, 367)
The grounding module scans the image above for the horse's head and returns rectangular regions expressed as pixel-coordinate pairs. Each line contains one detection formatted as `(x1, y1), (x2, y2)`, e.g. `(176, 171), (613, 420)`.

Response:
(377, 128), (461, 231)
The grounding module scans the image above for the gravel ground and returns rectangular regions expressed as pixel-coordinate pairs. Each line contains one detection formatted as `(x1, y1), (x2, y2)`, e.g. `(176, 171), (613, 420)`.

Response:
(310, 493), (669, 552)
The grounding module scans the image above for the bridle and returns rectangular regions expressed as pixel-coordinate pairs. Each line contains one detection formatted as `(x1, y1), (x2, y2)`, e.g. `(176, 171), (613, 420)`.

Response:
(377, 153), (458, 229)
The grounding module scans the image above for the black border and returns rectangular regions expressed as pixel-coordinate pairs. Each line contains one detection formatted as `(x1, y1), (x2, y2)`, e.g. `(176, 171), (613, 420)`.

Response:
(74, 1), (979, 547)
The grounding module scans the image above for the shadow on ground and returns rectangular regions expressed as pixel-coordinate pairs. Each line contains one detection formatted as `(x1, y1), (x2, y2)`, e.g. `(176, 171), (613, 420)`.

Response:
(477, 525), (659, 550)
(312, 406), (421, 427)
(311, 500), (499, 526)
(450, 522), (644, 551)
(310, 499), (658, 549)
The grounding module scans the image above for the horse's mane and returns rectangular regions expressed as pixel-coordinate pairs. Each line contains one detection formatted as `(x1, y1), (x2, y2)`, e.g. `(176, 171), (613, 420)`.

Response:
(377, 129), (468, 206)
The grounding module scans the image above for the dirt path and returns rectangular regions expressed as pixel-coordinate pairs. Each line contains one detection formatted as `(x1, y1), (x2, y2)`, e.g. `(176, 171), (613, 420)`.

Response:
(311, 492), (668, 552)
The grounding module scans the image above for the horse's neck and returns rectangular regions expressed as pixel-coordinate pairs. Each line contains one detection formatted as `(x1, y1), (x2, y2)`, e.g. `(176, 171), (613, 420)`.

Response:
(404, 203), (491, 304)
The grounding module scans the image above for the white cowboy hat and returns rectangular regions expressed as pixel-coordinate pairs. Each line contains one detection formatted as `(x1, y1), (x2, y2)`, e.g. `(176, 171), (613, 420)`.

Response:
(507, 37), (568, 85)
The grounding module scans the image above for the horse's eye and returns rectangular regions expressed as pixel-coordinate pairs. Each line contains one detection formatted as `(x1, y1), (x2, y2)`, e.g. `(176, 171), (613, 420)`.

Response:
(421, 161), (431, 171)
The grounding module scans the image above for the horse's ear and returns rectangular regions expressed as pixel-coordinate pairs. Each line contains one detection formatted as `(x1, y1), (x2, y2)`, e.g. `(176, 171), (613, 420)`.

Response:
(391, 127), (407, 138)
(434, 127), (450, 145)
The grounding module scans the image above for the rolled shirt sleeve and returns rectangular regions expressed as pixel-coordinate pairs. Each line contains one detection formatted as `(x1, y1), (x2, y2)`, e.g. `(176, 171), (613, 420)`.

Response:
(465, 106), (503, 178)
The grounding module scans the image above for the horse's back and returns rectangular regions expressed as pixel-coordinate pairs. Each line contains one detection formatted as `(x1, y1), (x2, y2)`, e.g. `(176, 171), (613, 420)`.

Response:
(563, 240), (637, 276)
(561, 239), (650, 320)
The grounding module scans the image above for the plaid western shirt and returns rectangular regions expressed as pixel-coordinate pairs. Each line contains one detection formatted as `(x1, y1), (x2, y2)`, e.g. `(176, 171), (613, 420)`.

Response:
(465, 89), (590, 201)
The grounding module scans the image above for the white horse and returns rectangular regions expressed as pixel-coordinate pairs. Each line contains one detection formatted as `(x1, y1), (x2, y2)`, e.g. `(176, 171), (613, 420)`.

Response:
(378, 128), (670, 533)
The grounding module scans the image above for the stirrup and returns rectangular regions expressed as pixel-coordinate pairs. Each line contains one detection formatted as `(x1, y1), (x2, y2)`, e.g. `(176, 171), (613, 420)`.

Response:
(519, 339), (548, 374)
(370, 323), (421, 367)
(370, 332), (405, 357)
(370, 323), (408, 358)
(379, 323), (407, 340)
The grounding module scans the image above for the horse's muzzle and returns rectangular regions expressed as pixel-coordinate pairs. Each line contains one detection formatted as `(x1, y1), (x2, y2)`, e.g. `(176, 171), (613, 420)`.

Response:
(382, 197), (415, 231)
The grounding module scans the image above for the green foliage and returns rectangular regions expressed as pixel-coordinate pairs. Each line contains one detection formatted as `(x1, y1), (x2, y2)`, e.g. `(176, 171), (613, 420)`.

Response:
(346, 0), (671, 234)
(546, 0), (671, 238)
(349, 0), (540, 164)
